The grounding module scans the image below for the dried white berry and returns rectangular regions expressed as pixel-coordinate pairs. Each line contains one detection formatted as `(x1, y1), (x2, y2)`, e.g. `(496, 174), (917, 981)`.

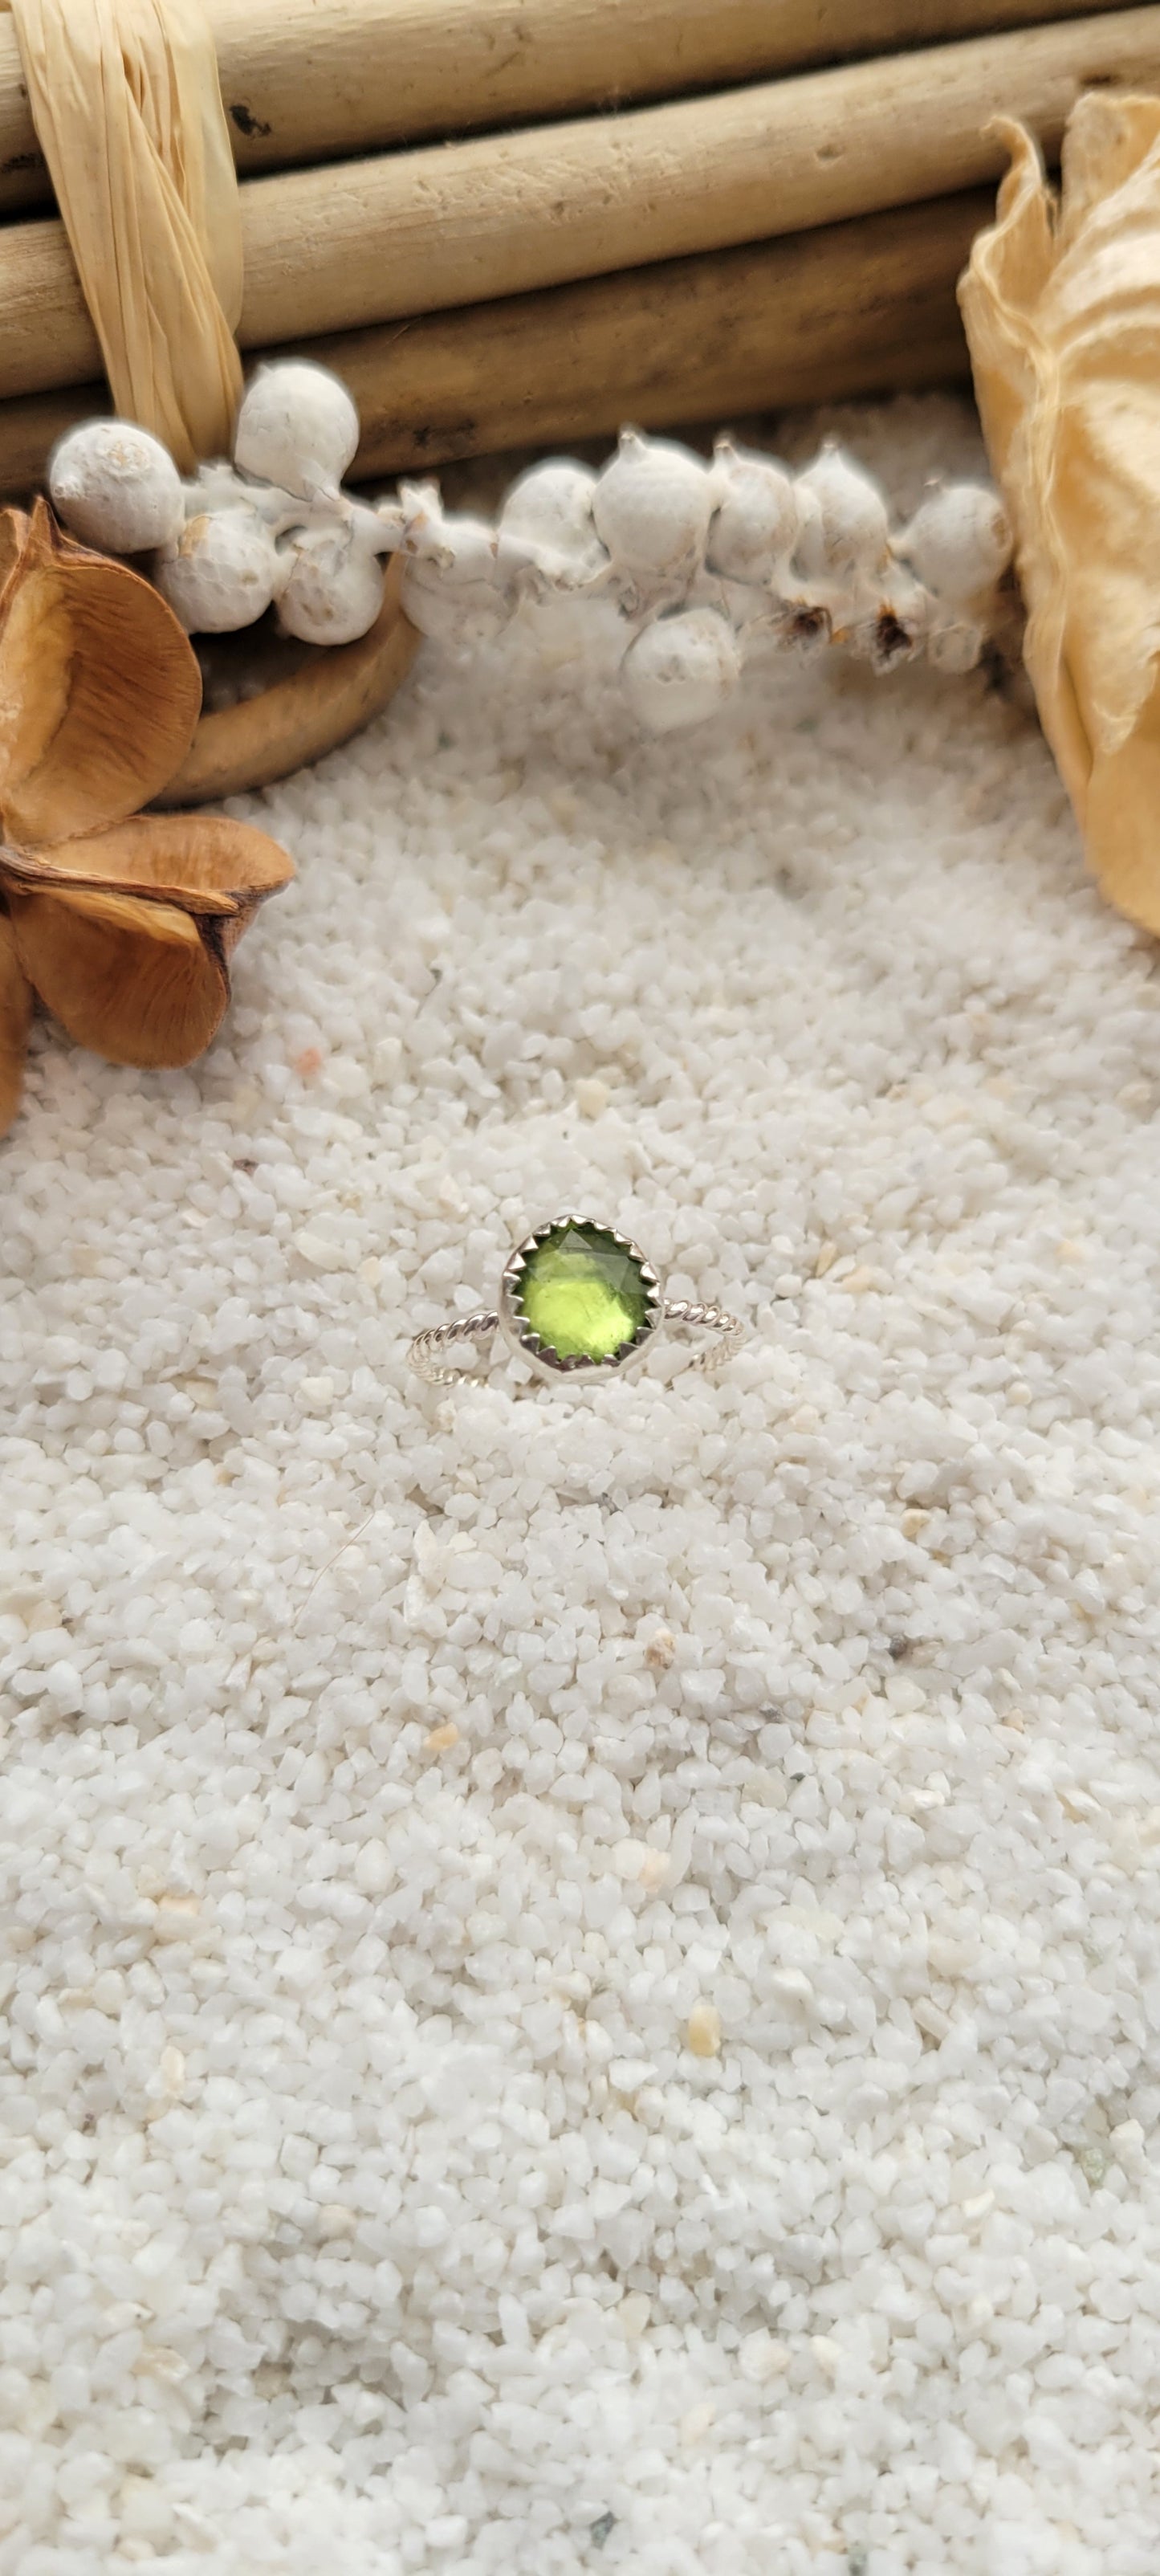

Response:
(397, 490), (510, 642)
(845, 573), (931, 674)
(496, 460), (608, 589)
(276, 521), (385, 646)
(767, 591), (833, 662)
(424, 515), (499, 583)
(401, 555), (508, 646)
(707, 440), (800, 584)
(397, 487), (499, 576)
(154, 507), (281, 633)
(183, 459), (265, 519)
(793, 443), (891, 580)
(621, 607), (741, 732)
(927, 616), (987, 675)
(898, 483), (1011, 605)
(592, 430), (718, 597)
(234, 361), (360, 500)
(49, 420), (185, 554)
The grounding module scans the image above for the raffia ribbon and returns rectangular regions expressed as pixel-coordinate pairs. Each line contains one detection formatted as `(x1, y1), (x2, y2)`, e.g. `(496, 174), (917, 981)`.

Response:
(3, 0), (242, 471)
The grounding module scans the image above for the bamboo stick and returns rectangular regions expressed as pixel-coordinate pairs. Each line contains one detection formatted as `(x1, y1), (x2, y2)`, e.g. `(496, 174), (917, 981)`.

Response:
(0, 194), (983, 499)
(0, 0), (1134, 214)
(340, 194), (982, 472)
(0, 11), (1154, 405)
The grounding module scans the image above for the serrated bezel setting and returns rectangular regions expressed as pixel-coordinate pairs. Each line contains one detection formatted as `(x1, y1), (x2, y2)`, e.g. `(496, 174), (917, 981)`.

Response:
(499, 1216), (664, 1383)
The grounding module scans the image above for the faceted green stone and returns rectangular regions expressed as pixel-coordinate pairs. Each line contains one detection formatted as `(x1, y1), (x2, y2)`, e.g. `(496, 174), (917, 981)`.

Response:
(515, 1223), (652, 1362)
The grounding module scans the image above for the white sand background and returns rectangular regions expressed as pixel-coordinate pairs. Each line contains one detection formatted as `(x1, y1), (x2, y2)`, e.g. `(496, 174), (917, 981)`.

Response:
(2, 396), (1160, 2575)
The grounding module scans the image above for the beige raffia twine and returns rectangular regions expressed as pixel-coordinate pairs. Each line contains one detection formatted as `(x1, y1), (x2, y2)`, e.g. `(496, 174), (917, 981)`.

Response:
(3, 0), (242, 470)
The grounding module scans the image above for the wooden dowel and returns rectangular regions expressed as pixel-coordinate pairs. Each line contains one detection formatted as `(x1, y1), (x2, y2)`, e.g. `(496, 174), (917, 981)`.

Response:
(0, 11), (1154, 404)
(0, 194), (983, 499)
(0, 0), (1134, 214)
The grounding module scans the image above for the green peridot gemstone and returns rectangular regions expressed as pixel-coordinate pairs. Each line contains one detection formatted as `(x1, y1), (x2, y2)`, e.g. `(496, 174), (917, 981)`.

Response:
(515, 1223), (653, 1362)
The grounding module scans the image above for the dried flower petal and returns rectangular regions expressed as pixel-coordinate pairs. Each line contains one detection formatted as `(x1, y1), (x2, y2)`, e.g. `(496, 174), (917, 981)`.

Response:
(0, 508), (28, 604)
(0, 909), (32, 1136)
(960, 96), (1160, 929)
(0, 499), (201, 847)
(0, 812), (293, 918)
(2, 806), (293, 1071)
(6, 883), (230, 1070)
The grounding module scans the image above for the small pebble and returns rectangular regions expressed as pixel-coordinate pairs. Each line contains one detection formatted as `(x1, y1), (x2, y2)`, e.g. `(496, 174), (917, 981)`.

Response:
(686, 2002), (722, 2057)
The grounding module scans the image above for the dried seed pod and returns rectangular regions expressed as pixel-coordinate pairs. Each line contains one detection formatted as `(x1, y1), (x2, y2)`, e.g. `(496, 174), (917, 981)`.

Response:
(0, 500), (294, 1134)
(0, 911), (32, 1135)
(49, 421), (185, 556)
(234, 361), (360, 499)
(621, 607), (741, 732)
(6, 884), (222, 1069)
(1, 816), (291, 1070)
(0, 499), (200, 843)
(154, 507), (282, 634)
(592, 430), (718, 598)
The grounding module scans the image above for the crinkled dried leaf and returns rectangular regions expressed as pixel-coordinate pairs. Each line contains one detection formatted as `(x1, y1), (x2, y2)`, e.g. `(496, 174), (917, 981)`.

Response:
(0, 811), (294, 919)
(960, 95), (1160, 931)
(0, 907), (32, 1136)
(6, 883), (230, 1070)
(0, 498), (201, 846)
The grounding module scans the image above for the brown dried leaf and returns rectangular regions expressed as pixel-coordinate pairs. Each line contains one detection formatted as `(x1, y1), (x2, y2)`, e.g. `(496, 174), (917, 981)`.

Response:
(6, 883), (229, 1070)
(960, 96), (1160, 931)
(0, 907), (32, 1136)
(0, 499), (201, 846)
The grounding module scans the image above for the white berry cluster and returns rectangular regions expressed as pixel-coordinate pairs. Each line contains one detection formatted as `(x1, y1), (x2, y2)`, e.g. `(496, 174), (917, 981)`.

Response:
(47, 362), (426, 650)
(403, 430), (1015, 731)
(47, 366), (1013, 732)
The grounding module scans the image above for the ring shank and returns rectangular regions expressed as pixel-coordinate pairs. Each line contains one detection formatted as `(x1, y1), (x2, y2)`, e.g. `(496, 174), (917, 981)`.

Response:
(409, 1295), (743, 1385)
(661, 1298), (746, 1374)
(409, 1310), (499, 1385)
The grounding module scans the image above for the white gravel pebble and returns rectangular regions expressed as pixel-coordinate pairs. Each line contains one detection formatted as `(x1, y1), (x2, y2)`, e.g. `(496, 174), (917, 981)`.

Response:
(2, 393), (1160, 2575)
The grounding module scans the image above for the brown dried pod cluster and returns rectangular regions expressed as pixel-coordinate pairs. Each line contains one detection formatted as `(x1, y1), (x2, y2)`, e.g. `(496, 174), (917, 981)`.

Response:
(0, 499), (292, 1136)
(961, 94), (1160, 934)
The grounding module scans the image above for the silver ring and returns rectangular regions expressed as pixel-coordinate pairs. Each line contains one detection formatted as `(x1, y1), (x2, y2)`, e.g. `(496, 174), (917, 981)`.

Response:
(409, 1215), (745, 1389)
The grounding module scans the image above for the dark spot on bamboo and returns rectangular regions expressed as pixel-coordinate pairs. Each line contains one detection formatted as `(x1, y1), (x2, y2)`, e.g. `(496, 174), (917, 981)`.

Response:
(230, 103), (273, 139)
